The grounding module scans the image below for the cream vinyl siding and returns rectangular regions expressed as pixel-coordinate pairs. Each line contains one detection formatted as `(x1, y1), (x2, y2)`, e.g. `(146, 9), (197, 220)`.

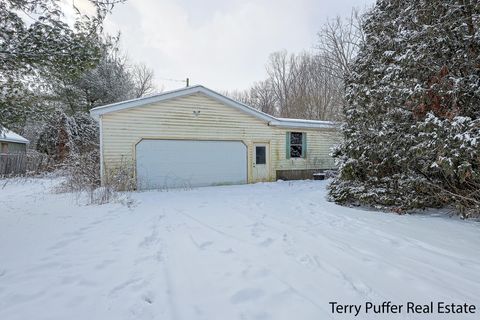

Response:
(277, 130), (339, 170)
(101, 92), (340, 183)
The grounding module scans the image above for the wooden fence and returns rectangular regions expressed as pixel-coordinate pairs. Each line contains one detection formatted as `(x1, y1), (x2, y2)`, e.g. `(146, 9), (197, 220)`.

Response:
(0, 153), (54, 176)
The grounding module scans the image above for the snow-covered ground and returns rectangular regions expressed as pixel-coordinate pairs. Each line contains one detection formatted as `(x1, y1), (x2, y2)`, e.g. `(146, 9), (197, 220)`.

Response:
(1, 178), (480, 320)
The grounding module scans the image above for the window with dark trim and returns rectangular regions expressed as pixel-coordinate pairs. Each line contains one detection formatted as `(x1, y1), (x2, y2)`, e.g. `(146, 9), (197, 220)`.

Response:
(290, 132), (302, 158)
(255, 146), (266, 164)
(286, 132), (306, 158)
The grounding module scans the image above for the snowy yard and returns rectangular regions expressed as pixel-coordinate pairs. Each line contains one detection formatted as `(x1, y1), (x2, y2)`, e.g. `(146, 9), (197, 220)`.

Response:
(1, 178), (480, 320)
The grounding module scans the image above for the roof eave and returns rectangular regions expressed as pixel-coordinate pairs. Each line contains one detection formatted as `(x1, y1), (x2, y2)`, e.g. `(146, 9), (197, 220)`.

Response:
(0, 127), (30, 144)
(268, 120), (339, 130)
(0, 138), (29, 144)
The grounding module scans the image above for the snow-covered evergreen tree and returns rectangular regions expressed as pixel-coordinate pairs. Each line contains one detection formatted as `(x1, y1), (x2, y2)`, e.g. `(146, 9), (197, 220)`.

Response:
(0, 0), (122, 130)
(51, 36), (138, 114)
(36, 110), (99, 163)
(329, 0), (480, 216)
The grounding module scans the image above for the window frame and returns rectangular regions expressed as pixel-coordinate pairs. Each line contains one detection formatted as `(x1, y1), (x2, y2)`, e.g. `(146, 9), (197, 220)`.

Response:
(286, 132), (307, 159)
(255, 145), (266, 165)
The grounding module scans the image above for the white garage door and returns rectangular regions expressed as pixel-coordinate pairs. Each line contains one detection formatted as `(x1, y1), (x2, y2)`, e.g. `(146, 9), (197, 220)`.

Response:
(136, 140), (247, 190)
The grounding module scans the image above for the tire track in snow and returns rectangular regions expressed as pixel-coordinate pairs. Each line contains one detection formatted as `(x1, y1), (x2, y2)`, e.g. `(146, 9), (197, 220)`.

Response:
(143, 213), (182, 320)
(179, 210), (257, 246)
(244, 199), (480, 304)
(175, 206), (340, 318)
(240, 197), (391, 304)
(103, 212), (177, 320)
(237, 200), (394, 302)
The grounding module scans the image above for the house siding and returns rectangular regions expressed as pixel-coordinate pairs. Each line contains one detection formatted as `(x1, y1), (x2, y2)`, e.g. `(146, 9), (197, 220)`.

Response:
(101, 92), (340, 184)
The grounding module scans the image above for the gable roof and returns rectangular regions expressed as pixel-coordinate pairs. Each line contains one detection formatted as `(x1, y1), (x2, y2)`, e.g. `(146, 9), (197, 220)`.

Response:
(90, 85), (337, 129)
(0, 127), (29, 144)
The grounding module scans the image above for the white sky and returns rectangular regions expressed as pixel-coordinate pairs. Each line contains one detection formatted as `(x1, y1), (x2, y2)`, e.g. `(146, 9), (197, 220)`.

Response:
(101, 0), (375, 92)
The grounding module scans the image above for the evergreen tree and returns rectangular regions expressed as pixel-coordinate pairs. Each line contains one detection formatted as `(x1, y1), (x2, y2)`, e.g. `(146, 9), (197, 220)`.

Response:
(51, 35), (138, 114)
(329, 0), (480, 216)
(0, 0), (123, 129)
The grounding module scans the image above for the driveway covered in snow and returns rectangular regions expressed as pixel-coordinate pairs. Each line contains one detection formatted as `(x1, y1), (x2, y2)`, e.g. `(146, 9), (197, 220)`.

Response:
(1, 178), (479, 320)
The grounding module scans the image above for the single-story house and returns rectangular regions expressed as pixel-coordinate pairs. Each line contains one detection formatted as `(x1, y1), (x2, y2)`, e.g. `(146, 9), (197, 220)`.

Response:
(0, 127), (29, 175)
(90, 85), (340, 190)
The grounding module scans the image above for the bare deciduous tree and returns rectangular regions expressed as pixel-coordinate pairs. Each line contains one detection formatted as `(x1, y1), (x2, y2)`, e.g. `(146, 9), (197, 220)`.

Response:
(224, 8), (367, 122)
(266, 51), (295, 117)
(316, 8), (365, 79)
(263, 51), (344, 120)
(131, 63), (156, 98)
(249, 80), (277, 116)
(225, 51), (345, 121)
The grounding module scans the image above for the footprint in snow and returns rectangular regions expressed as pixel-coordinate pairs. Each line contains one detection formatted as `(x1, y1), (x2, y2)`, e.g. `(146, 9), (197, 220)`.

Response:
(142, 292), (154, 304)
(94, 259), (115, 270)
(258, 238), (274, 247)
(199, 241), (213, 249)
(298, 254), (314, 266)
(350, 279), (372, 296)
(189, 235), (214, 250)
(138, 228), (160, 248)
(110, 278), (143, 296)
(48, 238), (78, 251)
(230, 288), (264, 304)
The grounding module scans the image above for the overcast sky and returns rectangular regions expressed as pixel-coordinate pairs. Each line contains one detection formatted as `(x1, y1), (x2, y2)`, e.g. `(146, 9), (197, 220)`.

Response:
(102, 0), (375, 92)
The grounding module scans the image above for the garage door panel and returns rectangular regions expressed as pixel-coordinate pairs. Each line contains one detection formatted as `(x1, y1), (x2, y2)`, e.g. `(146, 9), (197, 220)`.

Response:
(136, 140), (247, 190)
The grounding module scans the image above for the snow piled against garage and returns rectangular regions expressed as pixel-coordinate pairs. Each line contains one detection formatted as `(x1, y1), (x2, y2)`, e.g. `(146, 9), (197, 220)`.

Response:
(0, 177), (479, 320)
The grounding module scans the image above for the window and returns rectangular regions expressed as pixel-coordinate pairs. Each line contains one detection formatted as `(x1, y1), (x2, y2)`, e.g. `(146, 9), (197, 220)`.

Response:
(286, 132), (306, 158)
(1, 143), (7, 154)
(255, 146), (266, 164)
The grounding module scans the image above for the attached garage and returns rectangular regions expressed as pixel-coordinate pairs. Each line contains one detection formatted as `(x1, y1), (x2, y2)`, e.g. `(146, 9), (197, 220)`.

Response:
(136, 139), (247, 189)
(90, 85), (340, 190)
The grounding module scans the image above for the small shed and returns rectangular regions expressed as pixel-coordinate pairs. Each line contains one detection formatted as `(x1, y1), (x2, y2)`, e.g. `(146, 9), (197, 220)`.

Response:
(0, 127), (29, 175)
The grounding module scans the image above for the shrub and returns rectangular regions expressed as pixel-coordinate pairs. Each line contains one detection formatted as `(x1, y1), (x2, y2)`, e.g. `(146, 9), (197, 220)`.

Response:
(58, 151), (135, 205)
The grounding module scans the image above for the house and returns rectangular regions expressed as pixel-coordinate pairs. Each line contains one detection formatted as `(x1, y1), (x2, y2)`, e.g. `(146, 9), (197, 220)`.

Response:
(90, 85), (340, 190)
(0, 127), (29, 175)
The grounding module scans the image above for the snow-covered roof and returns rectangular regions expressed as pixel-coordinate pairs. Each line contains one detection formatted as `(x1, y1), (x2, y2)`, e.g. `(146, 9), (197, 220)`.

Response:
(270, 117), (337, 129)
(0, 127), (29, 144)
(90, 85), (338, 130)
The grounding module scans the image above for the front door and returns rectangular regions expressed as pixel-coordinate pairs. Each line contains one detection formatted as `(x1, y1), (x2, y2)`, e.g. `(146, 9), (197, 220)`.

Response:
(253, 143), (269, 182)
